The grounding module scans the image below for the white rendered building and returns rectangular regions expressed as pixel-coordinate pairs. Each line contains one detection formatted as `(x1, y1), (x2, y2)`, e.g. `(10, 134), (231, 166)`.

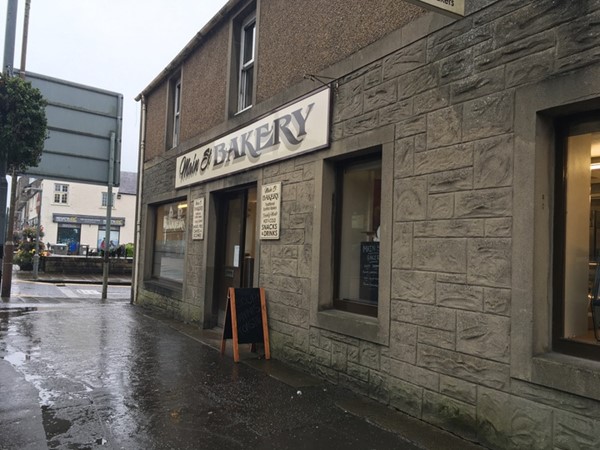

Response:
(16, 172), (137, 254)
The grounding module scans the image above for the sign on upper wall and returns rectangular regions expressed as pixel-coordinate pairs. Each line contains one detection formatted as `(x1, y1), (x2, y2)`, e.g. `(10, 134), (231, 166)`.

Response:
(176, 88), (330, 188)
(409, 0), (465, 17)
(20, 71), (123, 186)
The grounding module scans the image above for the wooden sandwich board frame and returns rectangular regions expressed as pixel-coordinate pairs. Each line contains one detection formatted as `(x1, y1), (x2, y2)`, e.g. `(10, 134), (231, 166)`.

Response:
(221, 287), (271, 363)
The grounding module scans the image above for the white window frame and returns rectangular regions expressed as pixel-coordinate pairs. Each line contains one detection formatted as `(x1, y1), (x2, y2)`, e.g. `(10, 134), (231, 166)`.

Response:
(237, 14), (256, 112)
(54, 183), (69, 204)
(102, 192), (115, 208)
(172, 78), (182, 148)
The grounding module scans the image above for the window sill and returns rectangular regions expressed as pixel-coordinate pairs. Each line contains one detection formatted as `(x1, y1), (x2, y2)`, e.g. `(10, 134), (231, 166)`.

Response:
(143, 278), (183, 300)
(530, 353), (600, 401)
(235, 105), (252, 116)
(315, 309), (383, 345)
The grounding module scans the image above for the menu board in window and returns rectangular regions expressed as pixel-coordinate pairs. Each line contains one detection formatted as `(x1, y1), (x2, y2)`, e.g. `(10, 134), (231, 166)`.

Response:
(359, 241), (379, 303)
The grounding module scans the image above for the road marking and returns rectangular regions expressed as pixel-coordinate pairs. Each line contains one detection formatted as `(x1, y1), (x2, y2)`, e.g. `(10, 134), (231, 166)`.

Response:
(77, 289), (100, 296)
(57, 287), (79, 298)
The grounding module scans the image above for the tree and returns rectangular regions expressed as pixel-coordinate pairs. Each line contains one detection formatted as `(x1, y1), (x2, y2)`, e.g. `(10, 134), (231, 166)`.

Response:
(0, 73), (48, 296)
(0, 72), (47, 172)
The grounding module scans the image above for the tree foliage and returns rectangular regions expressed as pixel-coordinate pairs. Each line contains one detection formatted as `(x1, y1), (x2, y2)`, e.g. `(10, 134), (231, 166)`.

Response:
(0, 73), (48, 173)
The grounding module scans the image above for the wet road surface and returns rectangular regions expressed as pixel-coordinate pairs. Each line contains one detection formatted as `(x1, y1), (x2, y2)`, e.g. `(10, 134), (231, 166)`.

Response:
(1, 280), (479, 450)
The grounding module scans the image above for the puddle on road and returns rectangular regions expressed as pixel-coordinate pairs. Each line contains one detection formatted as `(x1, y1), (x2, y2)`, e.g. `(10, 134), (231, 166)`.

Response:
(42, 403), (109, 448)
(42, 404), (73, 445)
(3, 350), (28, 366)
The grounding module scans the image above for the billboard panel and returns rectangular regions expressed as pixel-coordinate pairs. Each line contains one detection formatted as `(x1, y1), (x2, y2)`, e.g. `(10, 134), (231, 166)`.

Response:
(19, 71), (123, 186)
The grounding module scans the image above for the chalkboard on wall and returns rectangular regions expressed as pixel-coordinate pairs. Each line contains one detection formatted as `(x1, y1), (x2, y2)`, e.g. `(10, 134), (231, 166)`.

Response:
(221, 287), (271, 363)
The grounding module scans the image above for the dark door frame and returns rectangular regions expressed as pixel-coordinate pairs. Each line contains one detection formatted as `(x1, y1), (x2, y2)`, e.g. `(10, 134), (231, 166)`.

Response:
(212, 184), (256, 326)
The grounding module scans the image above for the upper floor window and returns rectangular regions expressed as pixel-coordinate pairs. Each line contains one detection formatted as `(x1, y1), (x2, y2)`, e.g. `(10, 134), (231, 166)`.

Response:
(554, 114), (600, 360)
(167, 72), (182, 149)
(237, 13), (256, 112)
(54, 184), (68, 204)
(102, 192), (115, 208)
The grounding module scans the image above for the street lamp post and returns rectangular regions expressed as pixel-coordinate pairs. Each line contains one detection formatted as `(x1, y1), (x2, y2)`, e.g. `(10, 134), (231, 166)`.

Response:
(24, 186), (42, 279)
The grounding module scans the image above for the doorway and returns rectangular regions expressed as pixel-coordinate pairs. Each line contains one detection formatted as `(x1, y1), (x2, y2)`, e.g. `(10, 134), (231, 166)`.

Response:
(213, 186), (257, 325)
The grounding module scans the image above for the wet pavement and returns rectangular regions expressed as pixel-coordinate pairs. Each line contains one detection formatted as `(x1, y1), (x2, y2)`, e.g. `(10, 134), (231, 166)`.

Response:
(1, 277), (483, 450)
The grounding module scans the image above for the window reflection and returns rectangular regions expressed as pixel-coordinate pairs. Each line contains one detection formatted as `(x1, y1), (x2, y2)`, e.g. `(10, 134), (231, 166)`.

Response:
(561, 130), (600, 346)
(153, 201), (187, 283)
(335, 157), (381, 316)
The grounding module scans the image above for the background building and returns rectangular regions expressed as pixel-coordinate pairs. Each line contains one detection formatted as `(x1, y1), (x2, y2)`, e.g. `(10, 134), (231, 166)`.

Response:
(134, 1), (600, 447)
(16, 171), (137, 254)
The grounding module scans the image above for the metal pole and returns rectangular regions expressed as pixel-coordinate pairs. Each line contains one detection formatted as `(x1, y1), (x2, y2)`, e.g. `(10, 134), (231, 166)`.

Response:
(3, 0), (17, 75)
(32, 187), (41, 279)
(2, 171), (17, 297)
(131, 95), (146, 304)
(20, 0), (30, 76)
(102, 131), (116, 299)
(2, 0), (31, 297)
(0, 0), (19, 277)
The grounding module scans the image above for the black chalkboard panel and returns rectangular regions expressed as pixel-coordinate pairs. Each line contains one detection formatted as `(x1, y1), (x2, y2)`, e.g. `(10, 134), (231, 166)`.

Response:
(359, 242), (379, 303)
(223, 288), (264, 343)
(221, 287), (271, 362)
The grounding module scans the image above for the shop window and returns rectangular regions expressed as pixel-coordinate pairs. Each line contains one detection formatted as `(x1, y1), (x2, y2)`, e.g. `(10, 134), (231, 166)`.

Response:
(333, 155), (382, 317)
(98, 226), (120, 250)
(54, 183), (68, 204)
(56, 224), (80, 254)
(152, 200), (187, 283)
(554, 114), (600, 359)
(166, 72), (182, 149)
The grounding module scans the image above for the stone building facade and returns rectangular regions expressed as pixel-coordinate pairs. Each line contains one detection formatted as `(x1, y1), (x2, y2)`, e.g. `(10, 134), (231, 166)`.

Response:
(135, 1), (600, 447)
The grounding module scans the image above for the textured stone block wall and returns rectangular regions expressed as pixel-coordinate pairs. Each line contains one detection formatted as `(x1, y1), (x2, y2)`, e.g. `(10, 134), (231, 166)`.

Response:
(135, 0), (600, 446)
(137, 155), (192, 319)
(268, 1), (600, 448)
(260, 155), (316, 362)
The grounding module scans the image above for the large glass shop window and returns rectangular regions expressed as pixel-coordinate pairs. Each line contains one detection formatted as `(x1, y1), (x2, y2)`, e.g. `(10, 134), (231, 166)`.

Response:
(153, 201), (187, 283)
(556, 120), (600, 358)
(334, 157), (382, 317)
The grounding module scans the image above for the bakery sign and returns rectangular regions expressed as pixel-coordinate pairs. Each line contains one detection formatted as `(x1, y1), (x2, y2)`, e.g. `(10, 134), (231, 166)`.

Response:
(410, 0), (465, 16)
(176, 87), (330, 188)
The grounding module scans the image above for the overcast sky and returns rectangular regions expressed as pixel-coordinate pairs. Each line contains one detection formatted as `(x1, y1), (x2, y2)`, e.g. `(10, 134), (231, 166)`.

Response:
(1, 0), (229, 173)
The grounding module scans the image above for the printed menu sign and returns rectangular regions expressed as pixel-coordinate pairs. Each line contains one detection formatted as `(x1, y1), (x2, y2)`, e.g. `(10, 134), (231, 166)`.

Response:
(260, 183), (281, 240)
(359, 242), (379, 303)
(192, 197), (204, 240)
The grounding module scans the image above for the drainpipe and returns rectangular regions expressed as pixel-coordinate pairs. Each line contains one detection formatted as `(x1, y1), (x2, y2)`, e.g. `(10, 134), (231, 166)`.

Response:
(131, 95), (146, 304)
